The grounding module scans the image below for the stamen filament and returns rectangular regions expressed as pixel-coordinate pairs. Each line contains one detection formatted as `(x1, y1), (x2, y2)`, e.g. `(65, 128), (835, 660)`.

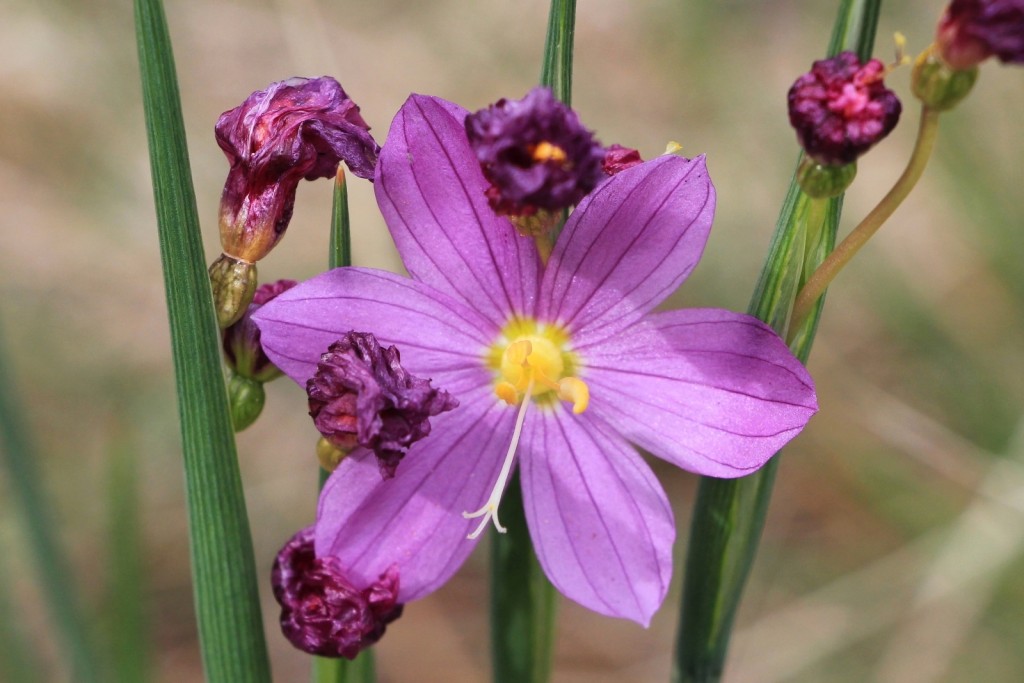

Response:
(463, 377), (534, 539)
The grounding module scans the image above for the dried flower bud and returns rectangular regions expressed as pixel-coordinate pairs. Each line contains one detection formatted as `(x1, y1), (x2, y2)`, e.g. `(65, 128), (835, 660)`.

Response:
(215, 76), (379, 264)
(223, 279), (298, 380)
(937, 0), (1024, 70)
(465, 87), (607, 217)
(307, 332), (458, 479)
(272, 527), (402, 659)
(602, 144), (644, 175)
(788, 51), (902, 166)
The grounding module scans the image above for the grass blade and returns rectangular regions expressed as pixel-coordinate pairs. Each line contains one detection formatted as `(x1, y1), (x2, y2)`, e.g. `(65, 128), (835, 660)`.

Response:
(133, 0), (271, 679)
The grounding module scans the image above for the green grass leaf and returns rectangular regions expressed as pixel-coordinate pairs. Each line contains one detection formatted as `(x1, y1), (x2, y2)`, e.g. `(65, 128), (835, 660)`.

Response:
(0, 319), (103, 683)
(133, 0), (271, 679)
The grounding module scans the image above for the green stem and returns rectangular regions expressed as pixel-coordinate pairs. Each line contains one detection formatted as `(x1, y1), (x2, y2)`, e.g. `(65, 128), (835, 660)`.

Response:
(790, 106), (941, 333)
(107, 436), (150, 683)
(0, 319), (103, 683)
(539, 0), (576, 105)
(491, 474), (557, 683)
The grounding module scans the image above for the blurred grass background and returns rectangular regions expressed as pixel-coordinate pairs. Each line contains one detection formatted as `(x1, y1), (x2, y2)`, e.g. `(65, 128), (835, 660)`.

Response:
(1, 0), (1022, 681)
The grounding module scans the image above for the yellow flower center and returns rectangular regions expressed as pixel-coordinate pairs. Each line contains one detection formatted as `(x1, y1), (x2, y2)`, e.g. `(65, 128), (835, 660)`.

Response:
(494, 335), (589, 414)
(463, 320), (590, 539)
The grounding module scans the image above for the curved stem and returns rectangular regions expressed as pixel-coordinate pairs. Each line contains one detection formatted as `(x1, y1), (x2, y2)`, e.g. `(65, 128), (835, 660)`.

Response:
(790, 106), (941, 334)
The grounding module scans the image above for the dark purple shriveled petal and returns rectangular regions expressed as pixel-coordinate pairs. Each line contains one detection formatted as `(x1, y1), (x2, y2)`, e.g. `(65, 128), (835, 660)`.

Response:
(465, 87), (608, 215)
(938, 0), (1024, 68)
(215, 77), (379, 260)
(787, 51), (901, 166)
(272, 526), (403, 659)
(307, 332), (458, 478)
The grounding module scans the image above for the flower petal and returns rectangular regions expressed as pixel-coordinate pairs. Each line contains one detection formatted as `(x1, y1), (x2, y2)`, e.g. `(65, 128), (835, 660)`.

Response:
(539, 154), (715, 347)
(519, 409), (675, 626)
(315, 385), (517, 602)
(253, 267), (494, 391)
(375, 94), (541, 325)
(584, 309), (817, 477)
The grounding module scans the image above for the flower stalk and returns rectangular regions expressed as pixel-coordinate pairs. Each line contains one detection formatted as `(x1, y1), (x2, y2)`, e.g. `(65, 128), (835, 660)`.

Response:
(790, 105), (941, 335)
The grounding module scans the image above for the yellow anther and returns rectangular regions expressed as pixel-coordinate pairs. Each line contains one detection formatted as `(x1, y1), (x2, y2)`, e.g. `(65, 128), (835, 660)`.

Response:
(532, 141), (568, 163)
(557, 377), (590, 414)
(495, 382), (519, 406)
(664, 141), (684, 156)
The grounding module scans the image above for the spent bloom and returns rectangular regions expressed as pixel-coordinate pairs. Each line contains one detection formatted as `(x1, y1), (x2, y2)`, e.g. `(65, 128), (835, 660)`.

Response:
(272, 526), (402, 658)
(465, 87), (606, 216)
(209, 77), (379, 327)
(788, 51), (902, 166)
(307, 331), (459, 478)
(937, 0), (1024, 69)
(255, 94), (817, 625)
(215, 76), (379, 263)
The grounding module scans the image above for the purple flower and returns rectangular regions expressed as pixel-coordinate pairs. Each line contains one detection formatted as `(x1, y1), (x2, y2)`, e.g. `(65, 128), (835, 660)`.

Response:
(254, 95), (817, 625)
(465, 87), (607, 216)
(937, 0), (1024, 69)
(272, 527), (402, 658)
(788, 51), (902, 166)
(216, 76), (379, 263)
(307, 332), (459, 478)
(223, 279), (297, 382)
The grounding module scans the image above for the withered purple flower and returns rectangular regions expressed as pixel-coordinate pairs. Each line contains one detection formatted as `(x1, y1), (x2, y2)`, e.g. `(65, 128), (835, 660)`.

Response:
(216, 76), (379, 264)
(306, 332), (458, 478)
(223, 279), (297, 383)
(272, 526), (402, 659)
(788, 51), (902, 166)
(464, 87), (606, 216)
(937, 0), (1024, 69)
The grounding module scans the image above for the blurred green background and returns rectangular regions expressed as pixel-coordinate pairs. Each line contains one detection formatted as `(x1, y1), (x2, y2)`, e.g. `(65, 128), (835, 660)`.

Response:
(1, 0), (1022, 681)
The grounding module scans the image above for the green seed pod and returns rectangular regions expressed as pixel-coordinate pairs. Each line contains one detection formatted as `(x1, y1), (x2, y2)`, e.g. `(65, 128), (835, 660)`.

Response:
(912, 49), (979, 112)
(228, 372), (265, 432)
(208, 253), (258, 328)
(796, 157), (857, 199)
